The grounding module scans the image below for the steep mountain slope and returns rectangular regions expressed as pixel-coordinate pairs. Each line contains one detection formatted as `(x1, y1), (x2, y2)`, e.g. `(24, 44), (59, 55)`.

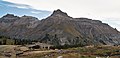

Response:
(0, 9), (120, 46)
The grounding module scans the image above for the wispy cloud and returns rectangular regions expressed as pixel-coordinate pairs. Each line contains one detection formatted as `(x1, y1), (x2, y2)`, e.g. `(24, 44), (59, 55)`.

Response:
(1, 0), (32, 9)
(31, 11), (42, 14)
(7, 3), (32, 9)
(0, 0), (52, 19)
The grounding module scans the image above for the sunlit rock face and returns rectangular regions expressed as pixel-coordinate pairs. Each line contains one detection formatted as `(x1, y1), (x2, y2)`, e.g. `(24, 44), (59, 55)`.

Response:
(0, 9), (120, 46)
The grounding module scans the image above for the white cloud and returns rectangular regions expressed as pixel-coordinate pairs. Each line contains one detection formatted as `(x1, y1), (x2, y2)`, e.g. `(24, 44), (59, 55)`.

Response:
(2, 0), (32, 9)
(31, 11), (42, 14)
(3, 0), (120, 17)
(7, 4), (31, 9)
(2, 0), (120, 31)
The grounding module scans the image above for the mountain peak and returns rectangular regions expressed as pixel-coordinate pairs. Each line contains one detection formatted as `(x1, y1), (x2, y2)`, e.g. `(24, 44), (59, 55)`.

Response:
(2, 14), (19, 19)
(0, 12), (120, 45)
(53, 9), (64, 14)
(50, 9), (69, 17)
(3, 14), (16, 18)
(0, 14), (20, 22)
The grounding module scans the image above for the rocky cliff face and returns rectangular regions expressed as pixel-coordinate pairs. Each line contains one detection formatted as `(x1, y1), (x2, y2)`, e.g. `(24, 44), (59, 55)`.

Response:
(0, 10), (120, 46)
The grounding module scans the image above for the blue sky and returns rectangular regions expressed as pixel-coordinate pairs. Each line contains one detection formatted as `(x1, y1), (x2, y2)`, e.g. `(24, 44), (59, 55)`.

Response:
(0, 0), (52, 19)
(0, 0), (120, 31)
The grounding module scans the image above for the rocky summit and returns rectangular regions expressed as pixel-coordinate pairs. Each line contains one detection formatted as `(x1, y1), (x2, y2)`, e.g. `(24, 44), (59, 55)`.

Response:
(0, 10), (120, 46)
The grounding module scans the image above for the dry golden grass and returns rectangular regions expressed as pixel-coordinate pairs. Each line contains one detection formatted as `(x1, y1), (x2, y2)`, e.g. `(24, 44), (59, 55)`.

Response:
(0, 45), (120, 58)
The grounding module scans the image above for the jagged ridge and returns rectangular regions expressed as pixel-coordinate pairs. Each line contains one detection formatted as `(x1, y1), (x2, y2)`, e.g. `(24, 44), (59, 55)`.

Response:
(0, 9), (120, 46)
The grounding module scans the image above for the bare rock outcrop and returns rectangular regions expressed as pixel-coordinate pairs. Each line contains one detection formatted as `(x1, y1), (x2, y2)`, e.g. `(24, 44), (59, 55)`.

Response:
(0, 9), (120, 46)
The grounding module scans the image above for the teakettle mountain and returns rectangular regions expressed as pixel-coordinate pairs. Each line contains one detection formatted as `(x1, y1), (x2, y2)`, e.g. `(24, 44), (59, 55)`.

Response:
(0, 9), (120, 46)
